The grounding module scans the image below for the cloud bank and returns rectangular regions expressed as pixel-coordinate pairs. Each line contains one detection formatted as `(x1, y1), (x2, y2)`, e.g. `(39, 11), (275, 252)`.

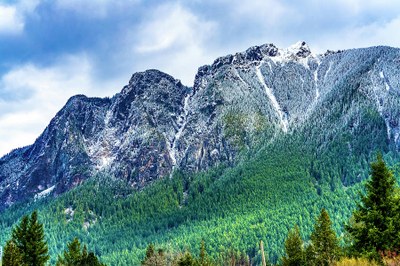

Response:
(0, 0), (400, 156)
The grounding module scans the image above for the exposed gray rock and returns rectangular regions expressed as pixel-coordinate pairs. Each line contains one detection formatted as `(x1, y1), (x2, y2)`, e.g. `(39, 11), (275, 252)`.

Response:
(1, 43), (400, 208)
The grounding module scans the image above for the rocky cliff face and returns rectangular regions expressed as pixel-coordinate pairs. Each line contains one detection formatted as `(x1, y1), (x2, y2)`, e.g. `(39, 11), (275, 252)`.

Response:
(1, 42), (400, 208)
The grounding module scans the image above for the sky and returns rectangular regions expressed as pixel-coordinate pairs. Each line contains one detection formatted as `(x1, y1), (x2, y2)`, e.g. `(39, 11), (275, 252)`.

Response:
(1, 0), (400, 156)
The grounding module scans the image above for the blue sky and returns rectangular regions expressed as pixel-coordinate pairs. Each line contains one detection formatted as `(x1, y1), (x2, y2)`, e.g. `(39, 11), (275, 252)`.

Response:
(1, 0), (400, 156)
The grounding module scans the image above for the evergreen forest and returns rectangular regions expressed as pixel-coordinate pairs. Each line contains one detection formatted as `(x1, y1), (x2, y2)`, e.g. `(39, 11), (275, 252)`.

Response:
(0, 134), (400, 266)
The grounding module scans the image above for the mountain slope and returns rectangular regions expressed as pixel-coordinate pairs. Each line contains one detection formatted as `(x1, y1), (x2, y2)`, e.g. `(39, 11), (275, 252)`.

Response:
(1, 42), (400, 264)
(2, 42), (400, 209)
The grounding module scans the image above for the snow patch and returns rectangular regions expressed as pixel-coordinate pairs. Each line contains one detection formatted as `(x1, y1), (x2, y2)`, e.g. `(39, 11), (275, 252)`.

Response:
(380, 71), (391, 91)
(34, 185), (55, 200)
(87, 109), (117, 170)
(256, 63), (288, 133)
(235, 68), (246, 84)
(169, 93), (191, 176)
(269, 41), (314, 69)
(314, 64), (320, 101)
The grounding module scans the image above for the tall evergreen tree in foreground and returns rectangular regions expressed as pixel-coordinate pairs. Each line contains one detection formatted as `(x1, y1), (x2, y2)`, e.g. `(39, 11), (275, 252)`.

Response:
(4, 210), (49, 266)
(2, 240), (24, 266)
(309, 208), (340, 266)
(281, 225), (304, 266)
(56, 237), (106, 266)
(346, 153), (400, 258)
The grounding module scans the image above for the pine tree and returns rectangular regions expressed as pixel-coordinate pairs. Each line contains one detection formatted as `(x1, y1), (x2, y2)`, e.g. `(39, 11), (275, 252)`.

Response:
(346, 153), (400, 257)
(26, 211), (50, 266)
(177, 251), (196, 266)
(141, 243), (166, 266)
(2, 240), (24, 266)
(9, 210), (49, 266)
(281, 225), (304, 266)
(198, 240), (213, 266)
(56, 238), (106, 266)
(57, 238), (82, 265)
(309, 208), (340, 266)
(11, 214), (29, 261)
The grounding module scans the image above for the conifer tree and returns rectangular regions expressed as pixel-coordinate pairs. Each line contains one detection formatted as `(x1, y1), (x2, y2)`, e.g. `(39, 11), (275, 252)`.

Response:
(198, 240), (213, 266)
(57, 238), (82, 265)
(281, 225), (304, 266)
(177, 251), (196, 266)
(9, 210), (49, 266)
(56, 237), (106, 266)
(310, 208), (340, 266)
(2, 240), (24, 266)
(141, 243), (166, 266)
(346, 153), (400, 257)
(26, 211), (50, 266)
(11, 214), (29, 260)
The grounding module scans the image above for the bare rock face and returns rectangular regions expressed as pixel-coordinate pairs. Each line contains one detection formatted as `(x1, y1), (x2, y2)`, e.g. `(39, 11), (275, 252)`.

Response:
(1, 43), (400, 208)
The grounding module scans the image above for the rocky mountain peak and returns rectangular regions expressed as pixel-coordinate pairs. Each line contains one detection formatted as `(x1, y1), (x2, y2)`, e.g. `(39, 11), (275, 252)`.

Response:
(1, 43), (400, 209)
(286, 41), (311, 58)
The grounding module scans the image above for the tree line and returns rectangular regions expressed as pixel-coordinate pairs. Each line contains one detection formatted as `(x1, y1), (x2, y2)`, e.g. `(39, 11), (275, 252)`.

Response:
(1, 153), (399, 265)
(140, 154), (400, 265)
(1, 211), (105, 266)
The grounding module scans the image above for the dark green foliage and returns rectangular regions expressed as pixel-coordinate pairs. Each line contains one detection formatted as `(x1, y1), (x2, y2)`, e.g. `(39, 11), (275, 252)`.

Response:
(26, 211), (50, 266)
(0, 145), (366, 264)
(281, 225), (304, 266)
(58, 238), (82, 265)
(309, 208), (340, 266)
(2, 240), (24, 266)
(11, 214), (29, 262)
(177, 251), (196, 266)
(346, 153), (400, 258)
(141, 244), (166, 266)
(0, 136), (397, 265)
(56, 237), (105, 266)
(199, 240), (213, 266)
(223, 110), (247, 148)
(8, 210), (49, 266)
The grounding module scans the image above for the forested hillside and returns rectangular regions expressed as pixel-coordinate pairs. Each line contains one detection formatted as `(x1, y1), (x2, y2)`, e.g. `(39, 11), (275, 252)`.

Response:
(1, 43), (400, 265)
(1, 136), (399, 264)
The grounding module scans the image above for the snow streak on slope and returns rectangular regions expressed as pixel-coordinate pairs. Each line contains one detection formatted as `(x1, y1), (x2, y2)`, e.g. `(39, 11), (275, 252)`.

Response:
(34, 185), (55, 200)
(169, 93), (191, 170)
(256, 63), (288, 133)
(313, 58), (321, 102)
(380, 71), (391, 91)
(87, 109), (117, 170)
(314, 70), (320, 101)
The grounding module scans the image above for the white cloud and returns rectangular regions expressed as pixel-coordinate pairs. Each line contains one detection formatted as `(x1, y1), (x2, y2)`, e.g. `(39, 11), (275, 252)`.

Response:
(228, 0), (293, 26)
(335, 0), (400, 14)
(54, 0), (139, 18)
(0, 4), (24, 34)
(312, 16), (400, 52)
(0, 0), (41, 34)
(133, 3), (218, 85)
(135, 4), (216, 53)
(0, 54), (122, 157)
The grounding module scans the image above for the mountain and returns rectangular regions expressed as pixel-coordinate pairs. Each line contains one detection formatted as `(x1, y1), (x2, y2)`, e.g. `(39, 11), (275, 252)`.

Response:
(1, 42), (400, 209)
(1, 42), (400, 264)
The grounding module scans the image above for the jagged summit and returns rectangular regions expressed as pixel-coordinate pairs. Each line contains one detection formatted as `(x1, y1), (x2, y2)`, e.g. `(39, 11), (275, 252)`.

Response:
(196, 42), (318, 80)
(285, 41), (312, 57)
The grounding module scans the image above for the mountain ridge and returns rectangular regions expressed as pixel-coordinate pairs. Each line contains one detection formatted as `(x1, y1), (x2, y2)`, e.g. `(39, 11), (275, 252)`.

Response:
(1, 42), (400, 209)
